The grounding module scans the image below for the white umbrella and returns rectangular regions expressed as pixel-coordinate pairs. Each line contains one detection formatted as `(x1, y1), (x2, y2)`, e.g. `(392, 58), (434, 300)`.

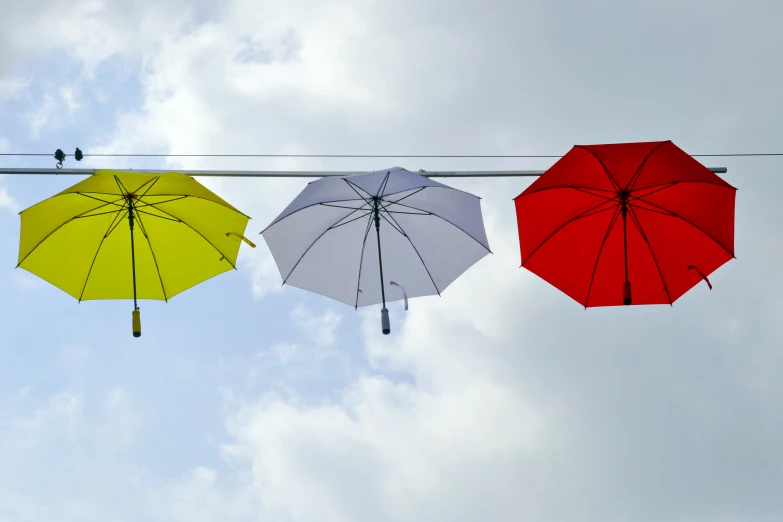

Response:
(260, 167), (491, 334)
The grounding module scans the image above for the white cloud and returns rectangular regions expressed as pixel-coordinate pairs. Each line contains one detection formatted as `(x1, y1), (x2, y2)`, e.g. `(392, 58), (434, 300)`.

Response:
(100, 387), (143, 447)
(11, 270), (46, 290)
(291, 303), (342, 347)
(60, 84), (81, 113)
(25, 94), (59, 140)
(272, 341), (301, 365)
(0, 185), (18, 213)
(14, 385), (31, 402)
(0, 76), (30, 100)
(10, 390), (84, 449)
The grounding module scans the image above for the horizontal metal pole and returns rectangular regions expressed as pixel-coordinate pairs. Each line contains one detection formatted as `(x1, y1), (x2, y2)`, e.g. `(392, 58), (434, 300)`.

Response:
(0, 167), (728, 178)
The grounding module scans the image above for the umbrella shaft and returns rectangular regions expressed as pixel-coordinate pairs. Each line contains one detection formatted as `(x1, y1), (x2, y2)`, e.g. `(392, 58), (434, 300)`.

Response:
(622, 202), (629, 283)
(128, 197), (138, 310)
(374, 201), (386, 308)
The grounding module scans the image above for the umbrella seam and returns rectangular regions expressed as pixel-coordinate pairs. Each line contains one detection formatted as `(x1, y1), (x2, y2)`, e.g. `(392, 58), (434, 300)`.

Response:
(625, 141), (670, 192)
(576, 146), (622, 192)
(629, 199), (735, 258)
(515, 185), (618, 199)
(78, 203), (130, 302)
(329, 209), (375, 230)
(377, 201), (441, 296)
(584, 206), (622, 308)
(260, 197), (369, 233)
(141, 205), (238, 270)
(282, 207), (365, 284)
(105, 208), (132, 238)
(344, 178), (375, 202)
(354, 214), (376, 309)
(133, 211), (169, 302)
(72, 190), (249, 219)
(385, 200), (492, 253)
(626, 205), (674, 305)
(16, 198), (127, 267)
(520, 198), (620, 268)
(376, 208), (407, 237)
(376, 171), (392, 198)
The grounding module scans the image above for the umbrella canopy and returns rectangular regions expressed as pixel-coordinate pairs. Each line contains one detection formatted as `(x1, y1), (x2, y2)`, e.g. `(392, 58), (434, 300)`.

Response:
(514, 140), (737, 307)
(261, 167), (491, 334)
(17, 170), (254, 336)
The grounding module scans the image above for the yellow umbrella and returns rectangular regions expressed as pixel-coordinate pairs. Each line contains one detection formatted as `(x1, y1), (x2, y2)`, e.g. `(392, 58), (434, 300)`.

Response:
(16, 170), (255, 337)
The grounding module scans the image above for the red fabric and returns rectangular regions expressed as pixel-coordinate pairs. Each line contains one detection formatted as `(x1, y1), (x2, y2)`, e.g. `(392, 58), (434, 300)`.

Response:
(513, 140), (736, 307)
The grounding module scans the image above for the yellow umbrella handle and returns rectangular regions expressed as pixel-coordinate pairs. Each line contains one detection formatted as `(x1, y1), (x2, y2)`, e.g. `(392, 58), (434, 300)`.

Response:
(226, 232), (256, 248)
(132, 309), (141, 338)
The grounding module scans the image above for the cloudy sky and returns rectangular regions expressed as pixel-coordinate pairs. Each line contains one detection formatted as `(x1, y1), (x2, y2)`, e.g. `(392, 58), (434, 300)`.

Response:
(1, 1), (782, 520)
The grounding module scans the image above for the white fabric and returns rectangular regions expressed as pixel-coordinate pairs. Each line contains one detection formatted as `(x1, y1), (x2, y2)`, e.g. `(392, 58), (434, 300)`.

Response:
(261, 167), (491, 308)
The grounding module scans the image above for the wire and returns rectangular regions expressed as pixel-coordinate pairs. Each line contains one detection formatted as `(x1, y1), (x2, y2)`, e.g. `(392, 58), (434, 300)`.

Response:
(1, 152), (783, 159)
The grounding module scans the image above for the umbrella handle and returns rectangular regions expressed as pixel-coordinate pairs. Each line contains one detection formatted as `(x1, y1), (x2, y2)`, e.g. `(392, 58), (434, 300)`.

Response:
(381, 308), (390, 335)
(623, 281), (632, 306)
(132, 309), (141, 338)
(226, 232), (256, 248)
(389, 281), (408, 311)
(687, 265), (713, 290)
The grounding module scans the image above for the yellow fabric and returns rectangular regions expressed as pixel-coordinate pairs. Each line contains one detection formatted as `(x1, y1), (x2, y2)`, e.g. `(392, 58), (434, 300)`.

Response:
(17, 170), (251, 301)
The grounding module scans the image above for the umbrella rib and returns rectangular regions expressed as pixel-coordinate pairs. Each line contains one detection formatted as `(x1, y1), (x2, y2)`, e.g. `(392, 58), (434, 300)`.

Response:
(630, 198), (735, 258)
(576, 146), (622, 192)
(114, 175), (129, 196)
(377, 171), (392, 198)
(134, 196), (189, 208)
(626, 205), (674, 305)
(73, 208), (130, 219)
(259, 198), (369, 234)
(630, 179), (735, 193)
(354, 215), (375, 308)
(515, 185), (618, 200)
(330, 210), (374, 229)
(386, 187), (426, 205)
(626, 141), (668, 191)
(105, 207), (131, 238)
(378, 201), (441, 296)
(140, 205), (237, 269)
(376, 208), (407, 236)
(77, 206), (129, 302)
(521, 198), (620, 267)
(343, 179), (374, 203)
(136, 176), (161, 198)
(16, 199), (127, 267)
(384, 209), (431, 216)
(135, 193), (249, 218)
(386, 200), (493, 253)
(629, 183), (678, 201)
(628, 203), (675, 218)
(76, 193), (127, 208)
(584, 206), (622, 308)
(320, 202), (371, 211)
(133, 208), (183, 222)
(282, 209), (363, 284)
(133, 211), (169, 301)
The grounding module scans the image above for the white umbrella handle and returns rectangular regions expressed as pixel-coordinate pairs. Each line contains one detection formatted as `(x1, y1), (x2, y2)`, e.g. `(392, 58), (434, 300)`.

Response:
(390, 281), (408, 311)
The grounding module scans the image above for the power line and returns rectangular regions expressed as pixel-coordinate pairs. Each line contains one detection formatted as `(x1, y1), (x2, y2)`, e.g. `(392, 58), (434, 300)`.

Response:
(0, 167), (729, 178)
(0, 152), (781, 159)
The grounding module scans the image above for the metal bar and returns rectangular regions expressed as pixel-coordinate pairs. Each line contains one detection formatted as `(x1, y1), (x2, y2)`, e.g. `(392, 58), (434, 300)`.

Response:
(0, 167), (729, 178)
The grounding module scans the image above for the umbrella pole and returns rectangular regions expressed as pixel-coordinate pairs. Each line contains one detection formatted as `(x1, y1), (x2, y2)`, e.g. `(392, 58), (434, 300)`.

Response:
(621, 194), (631, 306)
(373, 198), (390, 335)
(128, 196), (141, 337)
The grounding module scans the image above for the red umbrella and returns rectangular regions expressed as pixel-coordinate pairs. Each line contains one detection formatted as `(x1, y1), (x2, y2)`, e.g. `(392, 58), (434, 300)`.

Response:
(513, 140), (736, 307)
